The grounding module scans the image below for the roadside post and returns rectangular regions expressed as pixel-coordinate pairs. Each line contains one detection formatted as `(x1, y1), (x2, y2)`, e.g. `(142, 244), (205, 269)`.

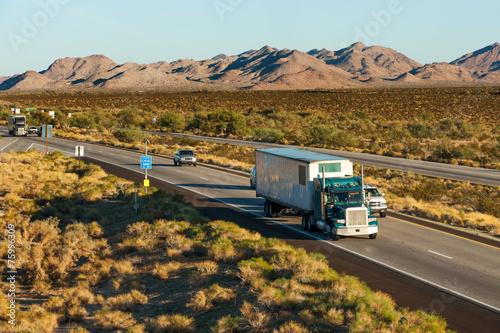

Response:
(41, 125), (53, 154)
(141, 138), (152, 193)
(75, 146), (84, 167)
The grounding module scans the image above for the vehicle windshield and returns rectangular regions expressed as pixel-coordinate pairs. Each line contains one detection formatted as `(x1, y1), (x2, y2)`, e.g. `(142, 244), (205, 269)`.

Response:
(328, 191), (363, 204)
(179, 150), (194, 155)
(366, 188), (381, 196)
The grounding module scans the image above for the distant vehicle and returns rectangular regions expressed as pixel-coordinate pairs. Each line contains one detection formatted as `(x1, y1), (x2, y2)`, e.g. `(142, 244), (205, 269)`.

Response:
(38, 126), (43, 137)
(7, 115), (27, 136)
(28, 126), (38, 134)
(173, 149), (197, 166)
(250, 166), (256, 189)
(364, 184), (387, 217)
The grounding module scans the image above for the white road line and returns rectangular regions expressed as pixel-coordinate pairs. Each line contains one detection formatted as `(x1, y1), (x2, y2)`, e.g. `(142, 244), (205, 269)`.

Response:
(28, 143), (75, 156)
(428, 250), (453, 259)
(200, 177), (209, 180)
(0, 139), (19, 152)
(176, 170), (184, 173)
(26, 143), (35, 151)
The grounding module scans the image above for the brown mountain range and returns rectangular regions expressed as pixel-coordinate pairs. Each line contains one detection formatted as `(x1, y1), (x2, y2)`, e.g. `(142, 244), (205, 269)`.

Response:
(1, 42), (499, 91)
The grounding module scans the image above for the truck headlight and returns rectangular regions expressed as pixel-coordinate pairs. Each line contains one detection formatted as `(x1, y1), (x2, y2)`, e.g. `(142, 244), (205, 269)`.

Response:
(336, 219), (346, 224)
(368, 217), (377, 222)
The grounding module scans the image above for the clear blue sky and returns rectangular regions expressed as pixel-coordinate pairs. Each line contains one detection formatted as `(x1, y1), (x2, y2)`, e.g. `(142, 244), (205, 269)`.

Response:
(1, 0), (499, 76)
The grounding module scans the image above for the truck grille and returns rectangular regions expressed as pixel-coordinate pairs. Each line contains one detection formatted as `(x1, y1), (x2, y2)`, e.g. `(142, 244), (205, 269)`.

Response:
(346, 207), (368, 226)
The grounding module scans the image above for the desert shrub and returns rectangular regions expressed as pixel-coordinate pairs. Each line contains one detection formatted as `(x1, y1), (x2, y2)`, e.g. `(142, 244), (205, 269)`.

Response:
(253, 127), (285, 142)
(70, 113), (98, 129)
(273, 321), (309, 333)
(15, 305), (58, 333)
(152, 261), (182, 279)
(194, 260), (218, 274)
(118, 106), (143, 127)
(149, 314), (195, 332)
(105, 290), (148, 311)
(186, 284), (236, 311)
(240, 301), (270, 331)
(211, 314), (244, 333)
(113, 124), (147, 143)
(95, 310), (137, 330)
(237, 257), (274, 285)
(159, 111), (185, 132)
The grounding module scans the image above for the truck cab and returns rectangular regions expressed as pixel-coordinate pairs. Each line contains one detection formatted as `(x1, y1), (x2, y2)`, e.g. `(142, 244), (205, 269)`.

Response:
(312, 176), (378, 240)
(8, 115), (28, 136)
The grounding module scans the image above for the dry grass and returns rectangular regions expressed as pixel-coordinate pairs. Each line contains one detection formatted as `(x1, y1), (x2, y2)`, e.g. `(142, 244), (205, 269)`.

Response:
(186, 284), (236, 312)
(104, 290), (148, 311)
(149, 314), (196, 332)
(94, 309), (137, 330)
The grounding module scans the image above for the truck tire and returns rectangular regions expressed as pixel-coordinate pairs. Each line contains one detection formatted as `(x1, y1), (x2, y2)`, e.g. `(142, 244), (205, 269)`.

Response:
(369, 233), (377, 239)
(301, 214), (308, 230)
(331, 228), (340, 241)
(307, 215), (317, 232)
(270, 202), (280, 218)
(380, 211), (387, 218)
(264, 201), (269, 216)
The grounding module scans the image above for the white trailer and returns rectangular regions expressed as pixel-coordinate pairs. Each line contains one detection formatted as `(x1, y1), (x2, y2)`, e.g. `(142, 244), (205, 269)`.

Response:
(255, 148), (353, 214)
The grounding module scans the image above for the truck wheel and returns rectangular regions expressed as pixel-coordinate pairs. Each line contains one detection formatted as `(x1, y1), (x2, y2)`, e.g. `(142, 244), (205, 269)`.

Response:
(270, 202), (280, 218)
(331, 229), (340, 241)
(264, 201), (269, 216)
(369, 233), (377, 239)
(307, 215), (316, 232)
(301, 214), (308, 230)
(380, 211), (387, 218)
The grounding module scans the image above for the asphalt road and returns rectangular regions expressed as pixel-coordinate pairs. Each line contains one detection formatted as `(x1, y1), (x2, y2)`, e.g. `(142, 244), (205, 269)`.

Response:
(2, 132), (500, 332)
(150, 131), (500, 187)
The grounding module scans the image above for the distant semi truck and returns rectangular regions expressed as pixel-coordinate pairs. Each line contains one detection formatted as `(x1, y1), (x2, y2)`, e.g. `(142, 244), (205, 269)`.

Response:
(255, 148), (378, 240)
(8, 115), (27, 136)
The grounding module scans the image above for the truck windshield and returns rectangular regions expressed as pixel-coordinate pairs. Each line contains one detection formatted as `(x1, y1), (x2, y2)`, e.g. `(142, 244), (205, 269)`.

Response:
(366, 188), (380, 196)
(330, 191), (363, 204)
(179, 150), (193, 155)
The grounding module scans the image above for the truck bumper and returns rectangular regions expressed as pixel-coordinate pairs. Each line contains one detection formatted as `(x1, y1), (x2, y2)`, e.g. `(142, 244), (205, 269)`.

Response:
(335, 225), (378, 237)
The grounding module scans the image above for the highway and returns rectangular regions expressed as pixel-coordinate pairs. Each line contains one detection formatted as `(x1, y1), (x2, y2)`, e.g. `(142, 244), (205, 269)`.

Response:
(151, 131), (500, 187)
(2, 132), (500, 332)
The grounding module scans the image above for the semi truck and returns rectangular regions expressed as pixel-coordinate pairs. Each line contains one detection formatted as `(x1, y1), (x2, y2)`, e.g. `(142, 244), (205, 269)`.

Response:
(255, 148), (378, 240)
(8, 115), (28, 136)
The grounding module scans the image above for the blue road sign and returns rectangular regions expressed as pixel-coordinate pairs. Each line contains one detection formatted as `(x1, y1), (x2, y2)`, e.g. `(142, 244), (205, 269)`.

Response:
(140, 156), (152, 169)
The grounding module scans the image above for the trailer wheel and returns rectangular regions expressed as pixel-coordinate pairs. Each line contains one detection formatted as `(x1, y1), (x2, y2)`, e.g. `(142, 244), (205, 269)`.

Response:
(369, 233), (377, 239)
(264, 201), (269, 216)
(301, 214), (308, 230)
(270, 202), (280, 218)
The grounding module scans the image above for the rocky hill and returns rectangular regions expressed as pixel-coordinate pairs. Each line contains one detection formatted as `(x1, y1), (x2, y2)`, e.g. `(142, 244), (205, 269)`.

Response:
(1, 42), (499, 91)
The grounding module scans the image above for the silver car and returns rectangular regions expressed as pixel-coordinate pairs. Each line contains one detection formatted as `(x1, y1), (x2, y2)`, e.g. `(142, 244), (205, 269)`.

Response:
(364, 184), (387, 217)
(173, 149), (197, 166)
